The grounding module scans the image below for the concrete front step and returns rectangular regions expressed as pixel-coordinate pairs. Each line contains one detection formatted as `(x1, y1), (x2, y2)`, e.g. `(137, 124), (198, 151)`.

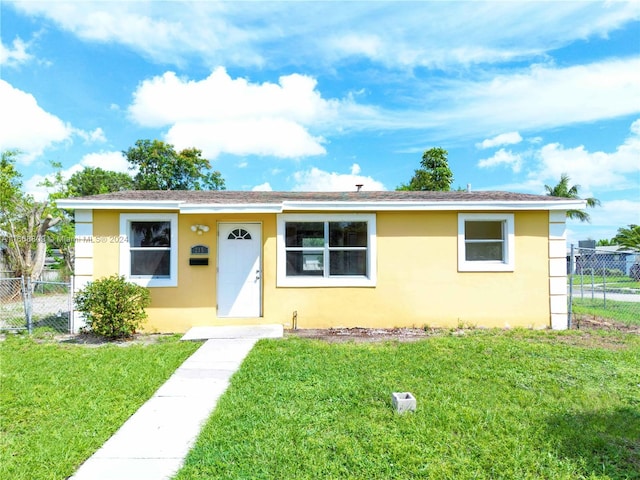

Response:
(181, 324), (284, 341)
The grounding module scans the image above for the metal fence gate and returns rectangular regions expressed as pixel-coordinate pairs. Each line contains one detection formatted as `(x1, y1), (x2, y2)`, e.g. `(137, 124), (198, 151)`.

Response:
(0, 274), (73, 333)
(568, 245), (640, 327)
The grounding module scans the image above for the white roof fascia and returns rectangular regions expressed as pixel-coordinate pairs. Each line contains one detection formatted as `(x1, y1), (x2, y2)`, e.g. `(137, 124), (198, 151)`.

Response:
(55, 198), (586, 212)
(179, 203), (283, 214)
(55, 200), (181, 210)
(280, 199), (587, 212)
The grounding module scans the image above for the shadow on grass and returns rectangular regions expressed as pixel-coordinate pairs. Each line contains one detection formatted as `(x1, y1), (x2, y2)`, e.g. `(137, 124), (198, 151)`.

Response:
(32, 314), (70, 333)
(546, 407), (640, 478)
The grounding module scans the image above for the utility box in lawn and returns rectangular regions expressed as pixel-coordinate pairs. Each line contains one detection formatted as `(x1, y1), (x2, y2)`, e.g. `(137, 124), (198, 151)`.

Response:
(392, 392), (416, 413)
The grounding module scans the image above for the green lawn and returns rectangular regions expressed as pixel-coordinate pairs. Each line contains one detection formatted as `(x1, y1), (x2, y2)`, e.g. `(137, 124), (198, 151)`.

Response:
(0, 334), (201, 480)
(176, 332), (640, 480)
(569, 275), (640, 290)
(572, 298), (640, 326)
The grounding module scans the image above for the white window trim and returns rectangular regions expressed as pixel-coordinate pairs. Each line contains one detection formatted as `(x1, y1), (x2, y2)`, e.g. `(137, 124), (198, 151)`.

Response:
(458, 213), (515, 272)
(277, 213), (377, 287)
(119, 213), (178, 287)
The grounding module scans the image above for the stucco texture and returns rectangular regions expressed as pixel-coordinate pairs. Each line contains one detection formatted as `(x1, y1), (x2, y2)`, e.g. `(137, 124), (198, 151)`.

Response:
(89, 210), (551, 332)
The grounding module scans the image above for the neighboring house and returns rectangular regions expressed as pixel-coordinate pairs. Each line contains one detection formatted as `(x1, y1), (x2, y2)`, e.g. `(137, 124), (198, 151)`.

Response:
(57, 190), (585, 332)
(568, 245), (639, 276)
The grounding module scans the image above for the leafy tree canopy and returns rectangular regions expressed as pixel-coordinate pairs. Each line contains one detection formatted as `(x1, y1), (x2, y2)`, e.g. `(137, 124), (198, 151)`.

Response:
(596, 238), (616, 247)
(397, 147), (453, 191)
(124, 139), (225, 191)
(612, 224), (640, 251)
(66, 167), (135, 197)
(544, 173), (600, 222)
(1, 150), (23, 215)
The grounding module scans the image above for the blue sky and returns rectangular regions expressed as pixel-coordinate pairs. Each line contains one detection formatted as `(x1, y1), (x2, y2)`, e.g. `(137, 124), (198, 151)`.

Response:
(1, 1), (639, 244)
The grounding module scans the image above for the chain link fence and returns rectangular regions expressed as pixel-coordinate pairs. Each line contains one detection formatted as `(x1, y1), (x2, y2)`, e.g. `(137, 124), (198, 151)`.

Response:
(568, 245), (640, 327)
(0, 272), (73, 333)
(0, 275), (26, 331)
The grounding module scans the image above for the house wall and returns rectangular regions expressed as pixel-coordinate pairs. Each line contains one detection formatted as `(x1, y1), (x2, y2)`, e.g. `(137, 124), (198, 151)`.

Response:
(269, 210), (550, 329)
(86, 209), (553, 332)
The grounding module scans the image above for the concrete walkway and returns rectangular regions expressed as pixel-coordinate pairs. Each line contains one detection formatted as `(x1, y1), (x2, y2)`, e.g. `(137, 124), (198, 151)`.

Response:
(71, 325), (283, 480)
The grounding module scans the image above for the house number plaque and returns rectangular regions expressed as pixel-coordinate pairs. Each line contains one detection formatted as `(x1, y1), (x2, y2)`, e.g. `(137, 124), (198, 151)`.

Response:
(190, 245), (209, 255)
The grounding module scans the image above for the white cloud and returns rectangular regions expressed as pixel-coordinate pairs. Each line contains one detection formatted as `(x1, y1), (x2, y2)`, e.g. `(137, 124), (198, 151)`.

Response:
(12, 1), (639, 69)
(589, 199), (640, 229)
(23, 174), (53, 202)
(477, 132), (522, 149)
(568, 199), (640, 244)
(252, 182), (273, 192)
(79, 151), (130, 173)
(0, 37), (33, 67)
(0, 80), (72, 163)
(74, 127), (107, 144)
(284, 57), (640, 137)
(477, 149), (523, 173)
(431, 57), (640, 136)
(327, 33), (383, 59)
(292, 166), (386, 192)
(24, 151), (130, 200)
(533, 118), (640, 192)
(129, 68), (338, 159)
(166, 119), (325, 159)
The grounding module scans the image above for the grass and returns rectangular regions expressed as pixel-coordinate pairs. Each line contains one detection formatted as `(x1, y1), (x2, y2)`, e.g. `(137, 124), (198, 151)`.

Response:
(572, 298), (640, 326)
(570, 275), (640, 290)
(0, 334), (201, 480)
(176, 331), (640, 480)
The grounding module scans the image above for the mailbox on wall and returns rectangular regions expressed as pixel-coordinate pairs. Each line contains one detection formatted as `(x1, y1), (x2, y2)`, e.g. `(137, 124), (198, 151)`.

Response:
(189, 244), (209, 266)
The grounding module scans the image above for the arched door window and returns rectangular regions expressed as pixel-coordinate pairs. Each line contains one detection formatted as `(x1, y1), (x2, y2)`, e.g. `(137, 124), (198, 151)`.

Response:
(228, 228), (252, 240)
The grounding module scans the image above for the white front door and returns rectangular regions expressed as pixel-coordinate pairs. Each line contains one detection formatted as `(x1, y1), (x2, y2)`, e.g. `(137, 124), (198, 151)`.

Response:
(217, 223), (262, 317)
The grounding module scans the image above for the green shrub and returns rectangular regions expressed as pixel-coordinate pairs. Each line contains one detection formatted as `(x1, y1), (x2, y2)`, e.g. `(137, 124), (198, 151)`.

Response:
(74, 275), (151, 339)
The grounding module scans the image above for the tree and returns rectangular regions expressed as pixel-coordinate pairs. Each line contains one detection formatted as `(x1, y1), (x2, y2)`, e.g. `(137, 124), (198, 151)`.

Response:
(596, 238), (616, 247)
(612, 224), (640, 251)
(67, 167), (134, 197)
(1, 150), (23, 276)
(544, 173), (600, 222)
(1, 150), (22, 218)
(0, 151), (62, 281)
(38, 162), (78, 276)
(124, 139), (225, 190)
(397, 147), (453, 191)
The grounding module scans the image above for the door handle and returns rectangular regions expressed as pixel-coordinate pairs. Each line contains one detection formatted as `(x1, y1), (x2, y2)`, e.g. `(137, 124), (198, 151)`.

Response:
(255, 270), (261, 280)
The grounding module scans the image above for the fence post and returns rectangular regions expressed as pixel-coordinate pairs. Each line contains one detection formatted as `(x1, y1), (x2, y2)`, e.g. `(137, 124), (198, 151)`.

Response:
(69, 275), (75, 334)
(22, 276), (33, 334)
(568, 244), (574, 329)
(602, 268), (606, 309)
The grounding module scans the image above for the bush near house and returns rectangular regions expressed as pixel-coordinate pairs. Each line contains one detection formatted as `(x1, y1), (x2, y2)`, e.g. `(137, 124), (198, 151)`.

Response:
(74, 275), (151, 339)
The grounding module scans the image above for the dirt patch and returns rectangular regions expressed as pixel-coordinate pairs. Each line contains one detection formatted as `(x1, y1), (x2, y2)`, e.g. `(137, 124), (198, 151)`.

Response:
(571, 314), (640, 334)
(52, 332), (181, 347)
(287, 321), (639, 348)
(288, 327), (441, 343)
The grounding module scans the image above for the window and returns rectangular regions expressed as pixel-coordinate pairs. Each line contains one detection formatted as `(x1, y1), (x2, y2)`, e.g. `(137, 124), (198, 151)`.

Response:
(120, 214), (178, 287)
(458, 213), (514, 272)
(277, 214), (376, 287)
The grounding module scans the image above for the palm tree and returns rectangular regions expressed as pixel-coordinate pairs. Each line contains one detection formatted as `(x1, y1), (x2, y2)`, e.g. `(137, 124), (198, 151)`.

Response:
(612, 224), (640, 251)
(544, 173), (600, 222)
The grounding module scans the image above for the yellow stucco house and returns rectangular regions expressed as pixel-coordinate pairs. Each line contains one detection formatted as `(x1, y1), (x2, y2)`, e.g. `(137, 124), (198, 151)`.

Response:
(57, 190), (585, 332)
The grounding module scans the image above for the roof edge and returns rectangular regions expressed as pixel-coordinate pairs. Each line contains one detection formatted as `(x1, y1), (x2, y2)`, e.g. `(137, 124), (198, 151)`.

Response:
(56, 198), (586, 212)
(55, 200), (182, 210)
(280, 199), (586, 211)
